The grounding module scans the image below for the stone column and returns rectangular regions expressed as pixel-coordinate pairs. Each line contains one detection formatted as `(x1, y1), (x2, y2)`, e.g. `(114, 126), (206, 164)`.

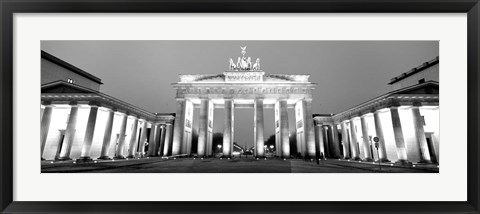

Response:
(40, 102), (53, 159)
(274, 102), (281, 157)
(390, 107), (410, 164)
(172, 99), (186, 155)
(127, 117), (139, 158)
(197, 98), (209, 157)
(158, 124), (167, 156)
(323, 127), (330, 157)
(114, 113), (128, 159)
(98, 109), (115, 160)
(254, 98), (265, 157)
(315, 123), (325, 157)
(153, 124), (162, 156)
(148, 123), (157, 157)
(137, 120), (148, 157)
(348, 119), (361, 160)
(163, 123), (173, 156)
(304, 99), (316, 158)
(56, 103), (79, 161)
(341, 122), (351, 159)
(360, 115), (374, 161)
(373, 110), (389, 162)
(279, 99), (290, 158)
(330, 124), (342, 158)
(411, 105), (432, 163)
(223, 98), (234, 157)
(77, 104), (99, 162)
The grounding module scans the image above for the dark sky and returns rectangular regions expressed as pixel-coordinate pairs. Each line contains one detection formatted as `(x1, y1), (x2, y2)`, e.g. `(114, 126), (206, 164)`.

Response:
(41, 41), (438, 148)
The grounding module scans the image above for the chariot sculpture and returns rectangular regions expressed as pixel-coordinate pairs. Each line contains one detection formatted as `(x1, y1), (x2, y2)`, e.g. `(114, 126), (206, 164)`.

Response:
(228, 46), (261, 71)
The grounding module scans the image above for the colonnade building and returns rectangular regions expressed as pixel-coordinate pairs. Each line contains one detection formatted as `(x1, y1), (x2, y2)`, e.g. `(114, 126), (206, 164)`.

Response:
(40, 51), (175, 162)
(313, 57), (439, 164)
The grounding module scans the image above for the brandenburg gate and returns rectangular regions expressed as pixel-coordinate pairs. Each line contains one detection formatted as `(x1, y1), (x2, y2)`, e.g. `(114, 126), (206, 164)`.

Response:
(171, 47), (317, 158)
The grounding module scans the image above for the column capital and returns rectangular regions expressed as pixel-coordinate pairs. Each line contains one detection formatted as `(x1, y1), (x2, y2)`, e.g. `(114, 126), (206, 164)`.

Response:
(128, 114), (138, 119)
(104, 108), (115, 113)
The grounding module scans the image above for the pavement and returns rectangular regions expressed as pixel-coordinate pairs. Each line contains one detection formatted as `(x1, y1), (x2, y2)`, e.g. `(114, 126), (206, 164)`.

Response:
(41, 157), (439, 173)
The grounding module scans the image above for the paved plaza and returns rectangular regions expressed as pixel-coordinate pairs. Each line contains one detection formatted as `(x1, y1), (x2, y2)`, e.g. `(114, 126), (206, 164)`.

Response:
(41, 157), (439, 173)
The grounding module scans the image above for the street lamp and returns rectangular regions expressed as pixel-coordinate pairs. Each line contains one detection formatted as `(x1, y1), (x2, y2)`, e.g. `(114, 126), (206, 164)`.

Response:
(217, 144), (222, 157)
(270, 145), (274, 157)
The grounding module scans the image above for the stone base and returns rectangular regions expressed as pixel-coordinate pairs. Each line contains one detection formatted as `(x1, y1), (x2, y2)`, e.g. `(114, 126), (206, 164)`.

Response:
(395, 160), (413, 165)
(126, 155), (135, 159)
(363, 158), (374, 162)
(378, 158), (391, 163)
(352, 157), (362, 161)
(113, 155), (126, 160)
(55, 157), (71, 161)
(75, 157), (93, 163)
(418, 159), (433, 164)
(97, 156), (112, 160)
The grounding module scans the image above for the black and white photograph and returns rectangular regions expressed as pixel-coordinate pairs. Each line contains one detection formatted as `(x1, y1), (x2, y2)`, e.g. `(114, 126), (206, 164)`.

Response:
(40, 40), (439, 173)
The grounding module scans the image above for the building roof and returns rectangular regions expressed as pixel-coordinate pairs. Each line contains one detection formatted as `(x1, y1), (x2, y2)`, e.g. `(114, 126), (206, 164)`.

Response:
(329, 81), (438, 122)
(388, 56), (439, 85)
(41, 50), (103, 85)
(41, 80), (174, 122)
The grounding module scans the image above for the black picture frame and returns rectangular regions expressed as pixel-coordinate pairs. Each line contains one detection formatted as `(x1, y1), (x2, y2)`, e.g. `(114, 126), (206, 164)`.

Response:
(1, 0), (479, 213)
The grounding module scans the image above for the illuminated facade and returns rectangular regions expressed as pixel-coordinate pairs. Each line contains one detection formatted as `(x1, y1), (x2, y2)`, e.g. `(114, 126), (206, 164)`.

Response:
(40, 49), (439, 165)
(313, 57), (439, 164)
(172, 47), (317, 158)
(40, 51), (174, 162)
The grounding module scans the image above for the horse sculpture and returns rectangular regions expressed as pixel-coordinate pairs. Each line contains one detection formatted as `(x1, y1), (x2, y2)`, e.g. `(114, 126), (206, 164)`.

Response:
(252, 58), (261, 70)
(229, 58), (237, 70)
